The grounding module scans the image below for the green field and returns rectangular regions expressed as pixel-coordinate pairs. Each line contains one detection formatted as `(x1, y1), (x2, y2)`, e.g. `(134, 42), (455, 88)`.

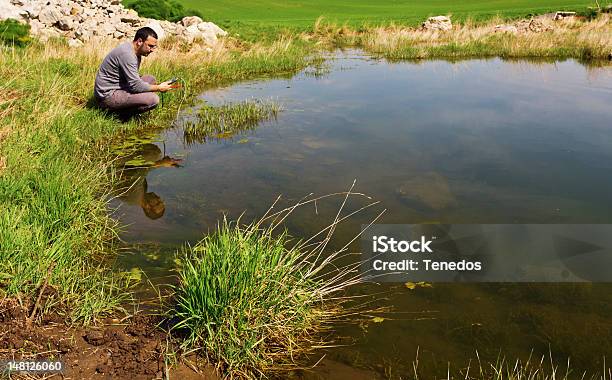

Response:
(179, 0), (598, 29)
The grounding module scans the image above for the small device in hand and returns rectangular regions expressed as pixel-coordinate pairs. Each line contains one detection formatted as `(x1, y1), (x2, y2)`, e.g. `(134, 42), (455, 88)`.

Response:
(167, 77), (178, 85)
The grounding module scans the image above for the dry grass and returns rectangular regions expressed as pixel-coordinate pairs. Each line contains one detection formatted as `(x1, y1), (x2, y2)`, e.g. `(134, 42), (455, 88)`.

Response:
(307, 14), (612, 61)
(366, 15), (611, 60)
(0, 126), (11, 142)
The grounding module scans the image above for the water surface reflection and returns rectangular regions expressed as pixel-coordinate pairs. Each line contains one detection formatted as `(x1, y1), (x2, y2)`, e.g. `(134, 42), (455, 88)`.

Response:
(112, 51), (612, 378)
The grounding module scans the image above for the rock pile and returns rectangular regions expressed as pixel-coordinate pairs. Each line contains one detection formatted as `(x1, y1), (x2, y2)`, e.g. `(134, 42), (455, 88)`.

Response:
(553, 11), (576, 20)
(495, 18), (554, 34)
(421, 16), (452, 31)
(493, 10), (587, 35)
(0, 0), (227, 47)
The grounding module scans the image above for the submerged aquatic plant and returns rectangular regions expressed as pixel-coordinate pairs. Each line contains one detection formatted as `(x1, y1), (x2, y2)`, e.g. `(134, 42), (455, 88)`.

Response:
(170, 185), (383, 377)
(183, 99), (281, 143)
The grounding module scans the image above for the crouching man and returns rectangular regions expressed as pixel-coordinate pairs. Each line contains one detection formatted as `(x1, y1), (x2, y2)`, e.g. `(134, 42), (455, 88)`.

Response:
(94, 27), (173, 117)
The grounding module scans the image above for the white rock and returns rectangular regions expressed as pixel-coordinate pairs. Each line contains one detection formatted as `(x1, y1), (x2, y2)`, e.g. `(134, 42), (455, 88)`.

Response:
(494, 24), (518, 34)
(114, 22), (131, 34)
(57, 16), (74, 30)
(422, 15), (452, 31)
(39, 7), (62, 25)
(93, 21), (115, 36)
(158, 19), (175, 31)
(183, 24), (200, 43)
(119, 8), (139, 24)
(172, 24), (185, 35)
(197, 21), (227, 36)
(20, 4), (42, 19)
(199, 28), (217, 45)
(0, 0), (23, 21)
(554, 11), (576, 20)
(36, 27), (61, 41)
(181, 15), (202, 27)
(107, 15), (122, 25)
(74, 26), (92, 41)
(60, 5), (72, 15)
(68, 37), (83, 47)
(28, 18), (44, 34)
(70, 6), (82, 15)
(144, 19), (165, 40)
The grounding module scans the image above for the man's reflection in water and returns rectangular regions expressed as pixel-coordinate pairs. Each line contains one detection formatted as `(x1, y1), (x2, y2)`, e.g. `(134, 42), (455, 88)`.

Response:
(117, 143), (182, 220)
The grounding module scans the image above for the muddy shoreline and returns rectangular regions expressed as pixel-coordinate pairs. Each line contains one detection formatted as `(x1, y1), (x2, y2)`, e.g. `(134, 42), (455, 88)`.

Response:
(0, 298), (217, 379)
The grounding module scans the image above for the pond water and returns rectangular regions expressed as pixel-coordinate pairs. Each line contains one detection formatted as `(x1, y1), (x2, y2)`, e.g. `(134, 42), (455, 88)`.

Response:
(112, 51), (612, 378)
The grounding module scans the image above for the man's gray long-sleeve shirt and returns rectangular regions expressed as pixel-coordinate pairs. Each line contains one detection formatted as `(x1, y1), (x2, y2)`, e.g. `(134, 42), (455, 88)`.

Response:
(94, 42), (152, 100)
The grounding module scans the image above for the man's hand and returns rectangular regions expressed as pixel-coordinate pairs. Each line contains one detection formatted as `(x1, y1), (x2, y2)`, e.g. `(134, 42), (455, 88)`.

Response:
(152, 81), (173, 93)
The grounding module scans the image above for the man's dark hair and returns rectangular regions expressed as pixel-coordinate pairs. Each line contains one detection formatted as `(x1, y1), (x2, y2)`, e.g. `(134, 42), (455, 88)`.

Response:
(133, 27), (158, 42)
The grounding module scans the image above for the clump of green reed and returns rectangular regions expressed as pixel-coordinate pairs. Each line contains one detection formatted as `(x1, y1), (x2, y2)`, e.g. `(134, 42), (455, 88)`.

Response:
(170, 189), (381, 377)
(183, 100), (280, 142)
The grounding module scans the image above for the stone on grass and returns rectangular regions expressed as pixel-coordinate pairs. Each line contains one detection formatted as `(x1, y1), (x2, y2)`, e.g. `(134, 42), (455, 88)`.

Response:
(144, 20), (165, 40)
(0, 0), (22, 20)
(422, 15), (452, 31)
(38, 7), (63, 25)
(494, 24), (518, 34)
(68, 38), (83, 47)
(181, 15), (203, 27)
(197, 21), (227, 36)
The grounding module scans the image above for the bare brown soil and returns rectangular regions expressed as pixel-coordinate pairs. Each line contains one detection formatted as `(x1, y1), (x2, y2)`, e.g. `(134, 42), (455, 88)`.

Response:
(0, 298), (217, 379)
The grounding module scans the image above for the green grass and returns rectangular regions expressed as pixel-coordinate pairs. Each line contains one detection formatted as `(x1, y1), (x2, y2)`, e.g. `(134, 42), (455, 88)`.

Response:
(0, 60), (135, 323)
(0, 19), (32, 47)
(123, 0), (203, 23)
(171, 219), (318, 377)
(183, 100), (280, 143)
(169, 193), (367, 377)
(177, 0), (599, 32)
(0, 37), (315, 323)
(378, 38), (606, 62)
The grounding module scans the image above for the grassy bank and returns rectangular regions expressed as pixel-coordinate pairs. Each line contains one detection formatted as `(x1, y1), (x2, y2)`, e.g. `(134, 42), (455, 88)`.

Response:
(307, 13), (612, 61)
(0, 36), (317, 324)
(360, 14), (612, 61)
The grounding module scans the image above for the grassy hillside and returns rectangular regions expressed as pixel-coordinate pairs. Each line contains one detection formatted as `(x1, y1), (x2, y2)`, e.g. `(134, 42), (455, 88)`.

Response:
(178, 0), (599, 29)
